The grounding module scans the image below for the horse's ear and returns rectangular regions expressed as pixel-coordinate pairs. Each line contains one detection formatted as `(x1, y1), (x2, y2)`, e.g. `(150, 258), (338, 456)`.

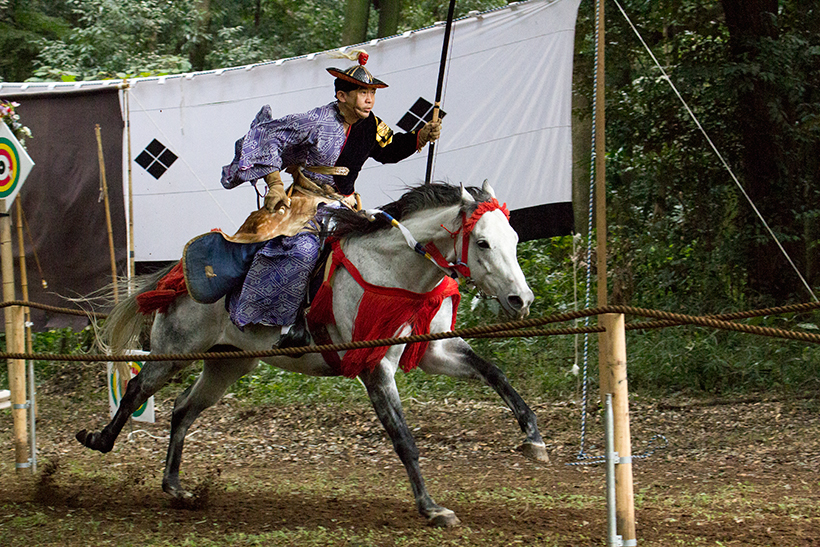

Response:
(481, 179), (497, 199)
(461, 183), (475, 203)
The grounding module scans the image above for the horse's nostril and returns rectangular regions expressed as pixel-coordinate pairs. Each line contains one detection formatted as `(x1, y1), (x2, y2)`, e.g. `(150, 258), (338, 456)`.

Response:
(508, 295), (524, 310)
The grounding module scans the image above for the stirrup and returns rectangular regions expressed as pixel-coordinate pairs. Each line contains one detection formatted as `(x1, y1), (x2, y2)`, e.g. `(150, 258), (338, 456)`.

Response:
(277, 322), (311, 350)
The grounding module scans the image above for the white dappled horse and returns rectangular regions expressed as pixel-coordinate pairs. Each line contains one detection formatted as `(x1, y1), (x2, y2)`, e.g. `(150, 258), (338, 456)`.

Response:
(77, 181), (547, 527)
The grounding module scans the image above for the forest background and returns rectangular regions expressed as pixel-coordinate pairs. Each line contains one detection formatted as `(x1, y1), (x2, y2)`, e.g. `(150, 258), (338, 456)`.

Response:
(1, 0), (820, 398)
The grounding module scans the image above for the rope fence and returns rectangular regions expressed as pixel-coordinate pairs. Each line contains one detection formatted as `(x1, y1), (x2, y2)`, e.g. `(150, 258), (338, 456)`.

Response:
(3, 299), (820, 363)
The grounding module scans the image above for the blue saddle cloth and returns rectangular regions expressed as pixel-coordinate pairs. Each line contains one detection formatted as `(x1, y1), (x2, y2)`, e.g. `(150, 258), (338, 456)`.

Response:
(183, 232), (267, 304)
(183, 230), (320, 328)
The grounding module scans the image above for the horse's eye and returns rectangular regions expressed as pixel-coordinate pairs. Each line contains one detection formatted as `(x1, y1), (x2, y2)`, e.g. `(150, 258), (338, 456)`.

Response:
(476, 240), (490, 250)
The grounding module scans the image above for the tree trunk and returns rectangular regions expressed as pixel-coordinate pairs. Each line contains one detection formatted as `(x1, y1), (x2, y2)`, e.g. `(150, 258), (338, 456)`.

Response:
(189, 0), (212, 71)
(342, 0), (370, 46)
(571, 89), (592, 236)
(377, 0), (401, 38)
(721, 0), (802, 301)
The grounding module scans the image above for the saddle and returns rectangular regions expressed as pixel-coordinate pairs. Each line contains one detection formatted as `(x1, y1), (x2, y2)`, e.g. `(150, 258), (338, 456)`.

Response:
(223, 166), (359, 244)
(182, 167), (358, 305)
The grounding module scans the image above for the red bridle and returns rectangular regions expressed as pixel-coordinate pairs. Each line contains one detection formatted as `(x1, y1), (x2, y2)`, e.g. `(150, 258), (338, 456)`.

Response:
(422, 198), (510, 280)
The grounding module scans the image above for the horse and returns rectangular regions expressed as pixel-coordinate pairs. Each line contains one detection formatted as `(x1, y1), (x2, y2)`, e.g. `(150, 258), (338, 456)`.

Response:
(76, 181), (548, 528)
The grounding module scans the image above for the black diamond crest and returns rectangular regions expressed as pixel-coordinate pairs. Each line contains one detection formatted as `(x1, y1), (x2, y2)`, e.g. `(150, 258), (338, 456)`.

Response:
(136, 139), (178, 179)
(397, 98), (447, 133)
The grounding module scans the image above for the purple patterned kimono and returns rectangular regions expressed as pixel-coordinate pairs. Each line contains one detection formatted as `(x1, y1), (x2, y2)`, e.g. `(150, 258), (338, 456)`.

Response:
(221, 101), (420, 328)
(222, 102), (346, 189)
(227, 232), (319, 328)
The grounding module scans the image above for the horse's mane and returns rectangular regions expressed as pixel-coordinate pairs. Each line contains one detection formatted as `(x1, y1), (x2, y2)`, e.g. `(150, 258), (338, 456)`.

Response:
(328, 182), (491, 239)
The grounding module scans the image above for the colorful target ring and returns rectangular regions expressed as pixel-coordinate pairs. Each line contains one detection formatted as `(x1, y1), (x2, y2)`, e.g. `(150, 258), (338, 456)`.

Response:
(109, 361), (149, 417)
(0, 137), (21, 197)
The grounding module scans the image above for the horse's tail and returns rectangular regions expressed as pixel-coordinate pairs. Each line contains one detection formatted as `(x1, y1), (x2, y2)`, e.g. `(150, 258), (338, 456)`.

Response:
(96, 264), (177, 356)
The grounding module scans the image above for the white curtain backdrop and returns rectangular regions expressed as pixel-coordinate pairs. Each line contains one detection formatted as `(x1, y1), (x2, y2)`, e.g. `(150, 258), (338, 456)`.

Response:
(0, 0), (580, 262)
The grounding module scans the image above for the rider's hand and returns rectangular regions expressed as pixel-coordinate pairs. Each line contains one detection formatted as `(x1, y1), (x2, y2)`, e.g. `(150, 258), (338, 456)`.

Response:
(263, 171), (291, 213)
(418, 119), (442, 148)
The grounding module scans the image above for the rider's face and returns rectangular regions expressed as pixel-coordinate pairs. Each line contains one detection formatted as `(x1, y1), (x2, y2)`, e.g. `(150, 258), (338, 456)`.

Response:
(337, 87), (376, 123)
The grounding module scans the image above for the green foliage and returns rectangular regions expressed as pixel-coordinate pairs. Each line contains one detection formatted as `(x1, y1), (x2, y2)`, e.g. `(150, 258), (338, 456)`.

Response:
(0, 0), (73, 81)
(400, 0), (509, 33)
(2, 0), (515, 82)
(569, 0), (820, 308)
(30, 0), (200, 80)
(625, 324), (820, 396)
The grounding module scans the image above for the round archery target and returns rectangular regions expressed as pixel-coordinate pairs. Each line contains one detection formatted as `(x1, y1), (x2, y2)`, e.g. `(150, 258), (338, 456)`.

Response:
(109, 361), (149, 418)
(0, 137), (19, 197)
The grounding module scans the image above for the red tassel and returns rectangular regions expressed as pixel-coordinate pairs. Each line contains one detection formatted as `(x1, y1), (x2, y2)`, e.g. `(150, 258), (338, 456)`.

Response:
(308, 281), (335, 326)
(338, 279), (460, 377)
(136, 261), (188, 315)
(307, 241), (461, 378)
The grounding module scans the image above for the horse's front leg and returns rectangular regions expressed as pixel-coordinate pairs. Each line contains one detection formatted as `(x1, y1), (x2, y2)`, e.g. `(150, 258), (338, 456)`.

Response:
(419, 336), (549, 463)
(359, 361), (460, 528)
(76, 359), (187, 453)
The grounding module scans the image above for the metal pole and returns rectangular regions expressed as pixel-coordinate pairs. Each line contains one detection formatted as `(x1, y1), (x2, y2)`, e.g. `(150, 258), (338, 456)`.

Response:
(425, 0), (457, 184)
(605, 393), (619, 546)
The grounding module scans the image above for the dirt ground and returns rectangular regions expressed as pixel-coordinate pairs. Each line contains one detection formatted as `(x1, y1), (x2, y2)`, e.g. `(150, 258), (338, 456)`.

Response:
(2, 377), (819, 546)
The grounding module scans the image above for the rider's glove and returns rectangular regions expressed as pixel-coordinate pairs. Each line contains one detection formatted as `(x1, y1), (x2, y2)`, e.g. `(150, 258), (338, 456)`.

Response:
(417, 119), (442, 149)
(263, 171), (291, 214)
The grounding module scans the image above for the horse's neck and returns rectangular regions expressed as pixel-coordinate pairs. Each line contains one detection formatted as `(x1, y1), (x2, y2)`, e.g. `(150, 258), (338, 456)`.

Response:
(343, 206), (461, 292)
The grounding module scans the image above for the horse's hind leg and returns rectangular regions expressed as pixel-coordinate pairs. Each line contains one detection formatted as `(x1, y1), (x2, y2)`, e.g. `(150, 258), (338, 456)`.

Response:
(76, 359), (190, 453)
(162, 357), (257, 499)
(419, 337), (549, 462)
(359, 362), (460, 528)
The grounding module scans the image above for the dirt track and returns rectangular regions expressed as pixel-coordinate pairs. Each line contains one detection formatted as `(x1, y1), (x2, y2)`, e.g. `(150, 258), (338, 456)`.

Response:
(2, 381), (819, 546)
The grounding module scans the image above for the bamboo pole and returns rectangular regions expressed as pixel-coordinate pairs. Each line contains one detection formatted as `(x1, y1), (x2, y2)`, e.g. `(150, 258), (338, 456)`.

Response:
(14, 200), (31, 362)
(95, 124), (119, 303)
(1, 199), (28, 472)
(124, 83), (135, 282)
(15, 200), (36, 472)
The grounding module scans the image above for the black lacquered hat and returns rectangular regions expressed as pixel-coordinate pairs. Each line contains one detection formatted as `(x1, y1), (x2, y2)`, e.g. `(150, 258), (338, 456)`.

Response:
(327, 51), (388, 89)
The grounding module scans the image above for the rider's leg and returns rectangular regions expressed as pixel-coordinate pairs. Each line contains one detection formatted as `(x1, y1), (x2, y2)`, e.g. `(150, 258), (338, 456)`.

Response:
(228, 232), (319, 348)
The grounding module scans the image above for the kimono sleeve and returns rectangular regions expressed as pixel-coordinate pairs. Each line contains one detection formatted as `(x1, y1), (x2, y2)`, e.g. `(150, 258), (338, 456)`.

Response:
(221, 105), (316, 189)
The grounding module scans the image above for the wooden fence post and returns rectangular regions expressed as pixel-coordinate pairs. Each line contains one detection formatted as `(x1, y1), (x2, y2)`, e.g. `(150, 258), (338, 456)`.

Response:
(599, 313), (636, 544)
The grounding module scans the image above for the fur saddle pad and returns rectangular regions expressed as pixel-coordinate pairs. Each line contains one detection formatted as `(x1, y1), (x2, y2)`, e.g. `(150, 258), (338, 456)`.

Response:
(223, 170), (358, 244)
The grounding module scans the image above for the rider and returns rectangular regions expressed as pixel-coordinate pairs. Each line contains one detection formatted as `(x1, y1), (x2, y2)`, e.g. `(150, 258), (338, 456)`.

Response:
(220, 51), (442, 347)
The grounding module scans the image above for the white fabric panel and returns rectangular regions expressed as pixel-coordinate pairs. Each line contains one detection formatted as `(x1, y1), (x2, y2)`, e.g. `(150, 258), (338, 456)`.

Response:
(123, 0), (580, 261)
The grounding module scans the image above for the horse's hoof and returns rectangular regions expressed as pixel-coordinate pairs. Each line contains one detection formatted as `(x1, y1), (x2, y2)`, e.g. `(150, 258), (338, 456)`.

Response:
(162, 483), (194, 501)
(76, 429), (111, 453)
(164, 484), (194, 500)
(75, 429), (89, 446)
(520, 441), (550, 463)
(428, 509), (460, 528)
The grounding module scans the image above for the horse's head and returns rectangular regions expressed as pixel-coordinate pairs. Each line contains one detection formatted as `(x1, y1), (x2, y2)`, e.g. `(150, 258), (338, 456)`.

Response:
(461, 181), (534, 319)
